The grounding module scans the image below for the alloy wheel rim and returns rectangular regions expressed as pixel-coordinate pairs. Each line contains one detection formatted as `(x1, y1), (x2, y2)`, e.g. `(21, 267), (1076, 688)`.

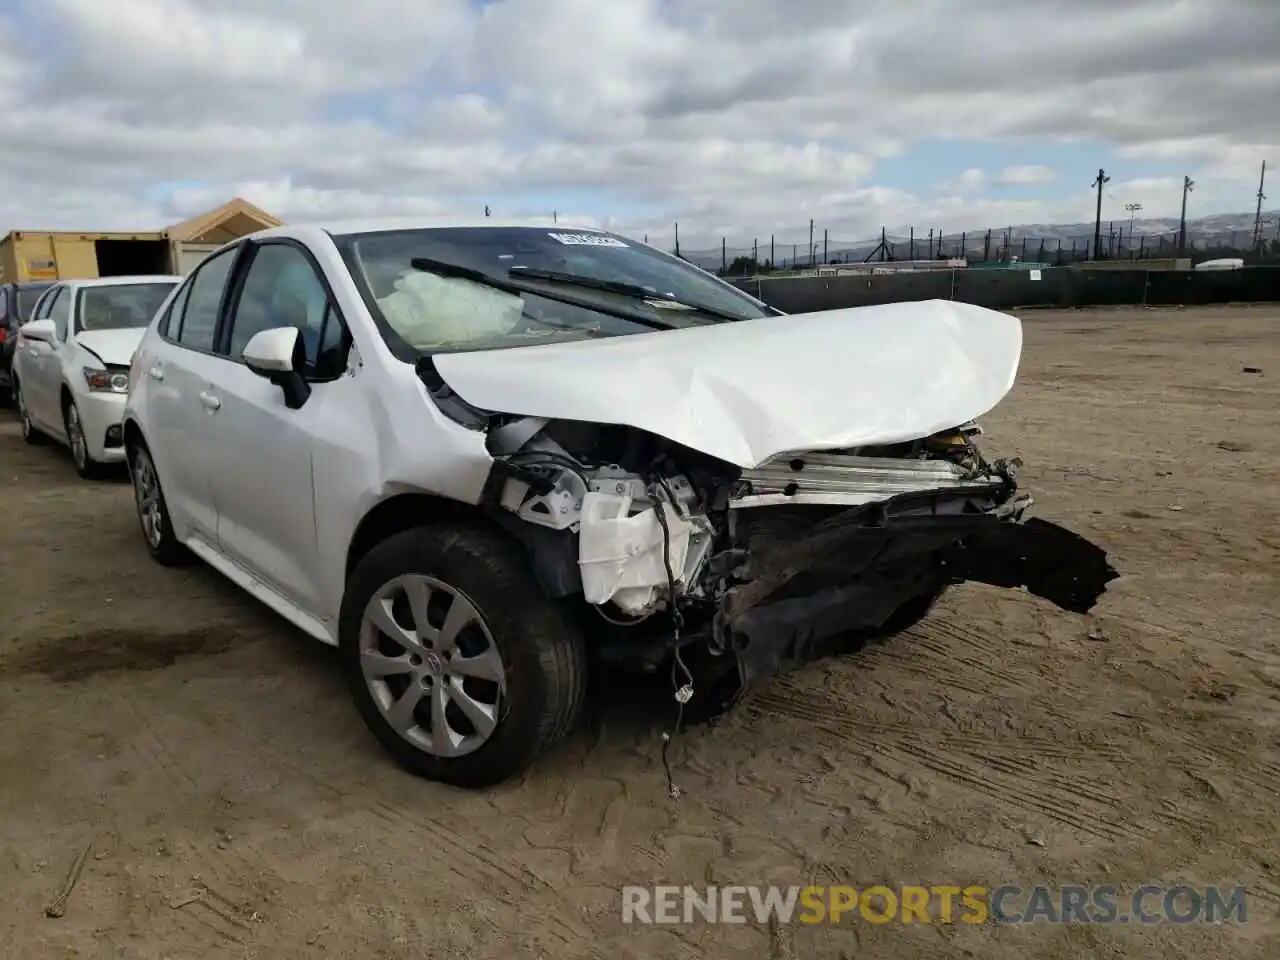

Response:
(17, 388), (30, 437)
(133, 451), (164, 547)
(358, 574), (507, 758)
(67, 405), (86, 469)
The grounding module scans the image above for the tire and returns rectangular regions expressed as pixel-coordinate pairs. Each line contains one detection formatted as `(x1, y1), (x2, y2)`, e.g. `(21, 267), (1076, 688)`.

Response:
(63, 397), (104, 479)
(340, 525), (588, 788)
(127, 441), (189, 567)
(15, 380), (42, 445)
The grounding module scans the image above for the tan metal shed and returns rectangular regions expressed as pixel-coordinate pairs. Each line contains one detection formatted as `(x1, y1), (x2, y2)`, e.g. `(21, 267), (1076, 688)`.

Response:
(166, 197), (283, 275)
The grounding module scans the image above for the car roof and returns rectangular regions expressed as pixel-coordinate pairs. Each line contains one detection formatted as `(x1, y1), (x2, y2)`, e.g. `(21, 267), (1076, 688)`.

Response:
(63, 275), (184, 290)
(248, 217), (613, 243)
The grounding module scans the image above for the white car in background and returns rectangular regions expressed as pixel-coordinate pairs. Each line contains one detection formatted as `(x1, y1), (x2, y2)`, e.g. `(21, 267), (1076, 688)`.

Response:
(13, 275), (182, 478)
(121, 220), (1117, 789)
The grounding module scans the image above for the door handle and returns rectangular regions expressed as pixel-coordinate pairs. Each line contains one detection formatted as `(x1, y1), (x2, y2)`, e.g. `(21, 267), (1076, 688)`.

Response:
(199, 391), (221, 412)
(148, 366), (165, 381)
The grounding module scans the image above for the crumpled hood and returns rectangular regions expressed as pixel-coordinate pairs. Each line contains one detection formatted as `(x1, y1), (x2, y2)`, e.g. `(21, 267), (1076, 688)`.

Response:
(433, 298), (1023, 469)
(75, 327), (147, 366)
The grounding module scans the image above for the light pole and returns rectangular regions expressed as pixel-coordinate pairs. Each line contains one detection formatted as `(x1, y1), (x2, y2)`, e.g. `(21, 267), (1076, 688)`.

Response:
(1124, 203), (1142, 256)
(1124, 202), (1142, 233)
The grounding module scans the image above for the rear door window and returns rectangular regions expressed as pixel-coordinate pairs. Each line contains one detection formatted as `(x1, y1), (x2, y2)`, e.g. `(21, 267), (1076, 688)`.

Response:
(173, 248), (237, 352)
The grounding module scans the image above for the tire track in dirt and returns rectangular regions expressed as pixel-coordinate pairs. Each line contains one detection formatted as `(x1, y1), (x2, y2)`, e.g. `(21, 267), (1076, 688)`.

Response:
(213, 748), (610, 959)
(109, 652), (623, 956)
(750, 674), (1199, 842)
(758, 678), (1129, 762)
(125, 702), (275, 949)
(360, 800), (608, 957)
(855, 615), (1059, 698)
(1183, 744), (1280, 804)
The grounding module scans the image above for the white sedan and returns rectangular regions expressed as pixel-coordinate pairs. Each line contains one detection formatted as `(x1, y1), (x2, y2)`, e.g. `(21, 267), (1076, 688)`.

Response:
(121, 220), (1117, 788)
(13, 275), (181, 478)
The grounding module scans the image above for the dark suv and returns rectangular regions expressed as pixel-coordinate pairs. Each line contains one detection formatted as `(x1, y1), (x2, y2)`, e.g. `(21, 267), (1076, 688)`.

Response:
(0, 281), (54, 404)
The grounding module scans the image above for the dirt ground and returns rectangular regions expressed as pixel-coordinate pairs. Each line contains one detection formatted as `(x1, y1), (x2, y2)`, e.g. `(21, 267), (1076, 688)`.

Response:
(1, 305), (1278, 959)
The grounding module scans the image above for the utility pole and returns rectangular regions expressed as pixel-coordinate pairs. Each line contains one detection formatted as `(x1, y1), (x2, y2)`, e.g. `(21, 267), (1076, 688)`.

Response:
(1091, 168), (1109, 259)
(484, 205), (490, 217)
(674, 222), (680, 257)
(808, 219), (815, 267)
(1252, 160), (1267, 253)
(1178, 175), (1194, 253)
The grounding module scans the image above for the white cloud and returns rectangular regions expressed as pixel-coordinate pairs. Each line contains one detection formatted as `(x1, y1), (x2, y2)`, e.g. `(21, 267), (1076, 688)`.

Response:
(938, 169), (987, 193)
(996, 165), (1056, 186)
(0, 0), (1276, 247)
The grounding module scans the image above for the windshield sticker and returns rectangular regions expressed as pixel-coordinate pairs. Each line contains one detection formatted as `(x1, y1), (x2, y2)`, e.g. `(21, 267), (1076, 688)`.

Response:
(547, 232), (629, 247)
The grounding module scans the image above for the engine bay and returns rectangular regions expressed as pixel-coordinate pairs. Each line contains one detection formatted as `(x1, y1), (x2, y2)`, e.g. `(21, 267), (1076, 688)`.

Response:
(480, 414), (1022, 623)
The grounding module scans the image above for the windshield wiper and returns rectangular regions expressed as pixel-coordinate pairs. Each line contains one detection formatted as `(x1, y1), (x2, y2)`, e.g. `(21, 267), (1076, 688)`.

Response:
(409, 256), (677, 331)
(508, 266), (752, 323)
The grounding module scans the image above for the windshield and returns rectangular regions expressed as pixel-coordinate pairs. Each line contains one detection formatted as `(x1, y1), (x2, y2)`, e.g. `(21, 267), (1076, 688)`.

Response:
(76, 283), (178, 333)
(16, 286), (50, 323)
(336, 226), (774, 353)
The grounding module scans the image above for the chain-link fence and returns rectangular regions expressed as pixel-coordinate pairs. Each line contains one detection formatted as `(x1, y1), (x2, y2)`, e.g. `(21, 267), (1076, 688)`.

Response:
(641, 224), (1280, 276)
(726, 264), (1280, 313)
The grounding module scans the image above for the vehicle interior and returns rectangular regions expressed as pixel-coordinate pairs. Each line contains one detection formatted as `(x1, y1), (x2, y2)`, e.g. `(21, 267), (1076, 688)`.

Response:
(94, 239), (170, 277)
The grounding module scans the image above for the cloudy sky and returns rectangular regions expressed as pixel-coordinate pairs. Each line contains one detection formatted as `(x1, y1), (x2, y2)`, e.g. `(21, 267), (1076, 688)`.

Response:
(0, 0), (1276, 251)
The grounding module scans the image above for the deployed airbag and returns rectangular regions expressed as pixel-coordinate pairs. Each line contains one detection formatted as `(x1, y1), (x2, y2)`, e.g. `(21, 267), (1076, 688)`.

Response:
(378, 271), (524, 349)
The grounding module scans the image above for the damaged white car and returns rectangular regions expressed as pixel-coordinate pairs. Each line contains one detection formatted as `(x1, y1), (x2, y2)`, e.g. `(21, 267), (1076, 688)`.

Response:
(121, 221), (1117, 788)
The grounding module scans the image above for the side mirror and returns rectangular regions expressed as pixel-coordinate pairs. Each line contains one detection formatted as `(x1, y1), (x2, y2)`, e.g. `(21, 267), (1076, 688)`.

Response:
(20, 317), (55, 343)
(243, 326), (311, 409)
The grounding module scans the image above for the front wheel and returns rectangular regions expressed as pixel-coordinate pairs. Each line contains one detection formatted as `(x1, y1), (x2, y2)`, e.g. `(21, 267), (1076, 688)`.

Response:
(340, 525), (587, 788)
(64, 398), (104, 479)
(15, 381), (42, 445)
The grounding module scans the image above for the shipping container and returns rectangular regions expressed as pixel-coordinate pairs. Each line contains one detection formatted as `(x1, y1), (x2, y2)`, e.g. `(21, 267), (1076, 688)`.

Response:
(0, 230), (173, 283)
(0, 198), (282, 282)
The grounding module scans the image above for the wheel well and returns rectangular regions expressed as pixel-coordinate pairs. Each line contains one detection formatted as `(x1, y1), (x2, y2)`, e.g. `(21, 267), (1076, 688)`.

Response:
(345, 493), (500, 580)
(344, 493), (582, 600)
(122, 418), (145, 453)
(60, 383), (73, 411)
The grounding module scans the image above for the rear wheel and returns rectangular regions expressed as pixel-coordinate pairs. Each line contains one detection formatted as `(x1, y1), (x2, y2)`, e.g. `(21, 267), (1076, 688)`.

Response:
(340, 526), (587, 788)
(128, 441), (189, 566)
